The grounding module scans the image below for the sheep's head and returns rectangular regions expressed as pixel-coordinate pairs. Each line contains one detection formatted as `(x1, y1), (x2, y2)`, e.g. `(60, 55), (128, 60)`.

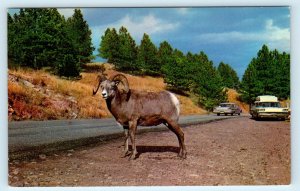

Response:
(93, 73), (130, 100)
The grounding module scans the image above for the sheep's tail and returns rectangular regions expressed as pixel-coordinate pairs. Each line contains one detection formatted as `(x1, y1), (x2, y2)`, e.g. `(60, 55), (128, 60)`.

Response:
(168, 92), (180, 121)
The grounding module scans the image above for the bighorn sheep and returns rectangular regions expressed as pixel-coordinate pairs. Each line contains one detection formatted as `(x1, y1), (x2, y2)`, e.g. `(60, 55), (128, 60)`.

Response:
(92, 73), (187, 159)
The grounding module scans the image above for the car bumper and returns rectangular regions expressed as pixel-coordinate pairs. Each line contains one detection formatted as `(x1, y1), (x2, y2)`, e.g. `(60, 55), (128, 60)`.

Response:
(257, 112), (289, 118)
(213, 111), (234, 114)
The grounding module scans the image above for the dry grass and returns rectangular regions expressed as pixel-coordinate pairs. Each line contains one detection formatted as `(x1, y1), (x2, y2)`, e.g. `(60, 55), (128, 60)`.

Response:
(8, 67), (111, 120)
(177, 95), (207, 115)
(8, 63), (207, 120)
(8, 80), (45, 120)
(8, 81), (27, 98)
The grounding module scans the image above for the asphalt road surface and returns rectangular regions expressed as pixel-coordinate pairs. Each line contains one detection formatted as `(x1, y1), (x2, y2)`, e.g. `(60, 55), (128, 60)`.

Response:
(9, 117), (290, 186)
(8, 114), (234, 159)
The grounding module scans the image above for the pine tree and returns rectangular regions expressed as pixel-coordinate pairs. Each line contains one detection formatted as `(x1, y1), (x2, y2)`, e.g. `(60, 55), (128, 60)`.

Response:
(275, 52), (290, 99)
(116, 26), (137, 71)
(8, 8), (94, 77)
(240, 44), (290, 102)
(66, 9), (95, 64)
(240, 59), (260, 103)
(54, 17), (81, 77)
(217, 62), (240, 89)
(7, 13), (14, 60)
(162, 49), (191, 91)
(8, 9), (27, 65)
(98, 28), (120, 64)
(8, 8), (65, 68)
(136, 33), (159, 75)
(191, 52), (227, 110)
(158, 41), (173, 74)
(162, 49), (227, 111)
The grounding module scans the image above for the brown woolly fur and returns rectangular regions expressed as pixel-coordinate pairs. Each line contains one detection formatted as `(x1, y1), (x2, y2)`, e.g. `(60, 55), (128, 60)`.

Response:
(94, 73), (187, 159)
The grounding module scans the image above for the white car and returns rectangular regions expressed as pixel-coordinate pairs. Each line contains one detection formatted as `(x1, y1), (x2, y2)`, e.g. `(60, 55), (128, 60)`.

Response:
(213, 103), (242, 116)
(250, 95), (289, 120)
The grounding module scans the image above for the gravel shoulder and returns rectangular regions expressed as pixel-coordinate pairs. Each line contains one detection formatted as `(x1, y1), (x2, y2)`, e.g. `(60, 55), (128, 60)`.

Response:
(9, 117), (290, 186)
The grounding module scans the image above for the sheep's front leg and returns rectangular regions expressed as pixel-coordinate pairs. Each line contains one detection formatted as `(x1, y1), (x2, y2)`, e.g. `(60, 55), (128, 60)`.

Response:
(122, 126), (130, 157)
(128, 120), (138, 160)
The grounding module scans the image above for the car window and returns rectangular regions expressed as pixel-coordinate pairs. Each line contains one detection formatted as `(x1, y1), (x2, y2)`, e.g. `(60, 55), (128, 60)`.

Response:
(270, 102), (281, 107)
(220, 104), (232, 107)
(255, 102), (281, 108)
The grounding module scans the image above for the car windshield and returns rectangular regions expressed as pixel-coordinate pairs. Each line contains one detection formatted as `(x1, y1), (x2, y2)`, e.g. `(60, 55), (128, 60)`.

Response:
(256, 102), (281, 108)
(220, 103), (233, 107)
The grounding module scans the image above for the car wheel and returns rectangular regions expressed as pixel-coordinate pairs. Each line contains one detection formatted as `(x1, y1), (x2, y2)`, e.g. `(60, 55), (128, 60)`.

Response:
(217, 113), (220, 116)
(256, 115), (260, 121)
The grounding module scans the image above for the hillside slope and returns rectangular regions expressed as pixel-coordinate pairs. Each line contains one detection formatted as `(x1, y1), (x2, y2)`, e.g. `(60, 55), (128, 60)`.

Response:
(227, 89), (249, 113)
(8, 63), (207, 121)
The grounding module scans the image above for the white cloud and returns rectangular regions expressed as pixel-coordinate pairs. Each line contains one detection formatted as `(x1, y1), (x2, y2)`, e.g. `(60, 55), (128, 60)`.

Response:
(264, 19), (290, 51)
(117, 14), (179, 37)
(90, 14), (180, 50)
(57, 8), (74, 18)
(91, 14), (179, 42)
(265, 19), (289, 41)
(197, 19), (290, 52)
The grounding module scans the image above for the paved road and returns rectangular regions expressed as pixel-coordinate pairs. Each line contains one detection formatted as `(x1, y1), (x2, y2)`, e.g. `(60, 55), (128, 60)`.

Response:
(9, 116), (290, 186)
(8, 114), (238, 159)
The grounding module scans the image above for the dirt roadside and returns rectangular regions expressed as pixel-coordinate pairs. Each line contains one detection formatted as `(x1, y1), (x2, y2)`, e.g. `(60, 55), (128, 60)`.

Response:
(9, 117), (290, 186)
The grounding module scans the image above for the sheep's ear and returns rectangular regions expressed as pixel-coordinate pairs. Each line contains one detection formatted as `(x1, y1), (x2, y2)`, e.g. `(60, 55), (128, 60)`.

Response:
(110, 81), (117, 88)
(114, 81), (120, 86)
(112, 80), (121, 89)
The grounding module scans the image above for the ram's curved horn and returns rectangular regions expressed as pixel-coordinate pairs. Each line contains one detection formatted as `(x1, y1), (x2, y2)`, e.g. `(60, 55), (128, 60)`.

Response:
(110, 74), (130, 94)
(92, 75), (107, 95)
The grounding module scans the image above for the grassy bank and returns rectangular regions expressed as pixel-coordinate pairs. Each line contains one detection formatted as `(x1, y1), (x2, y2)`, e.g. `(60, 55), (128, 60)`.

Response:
(8, 63), (206, 121)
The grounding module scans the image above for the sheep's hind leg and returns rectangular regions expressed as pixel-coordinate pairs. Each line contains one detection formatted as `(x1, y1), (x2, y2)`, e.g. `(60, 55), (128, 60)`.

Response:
(164, 118), (187, 159)
(122, 126), (131, 157)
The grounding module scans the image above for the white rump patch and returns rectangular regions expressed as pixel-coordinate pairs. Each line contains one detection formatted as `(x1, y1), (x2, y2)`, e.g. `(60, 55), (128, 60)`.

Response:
(168, 92), (180, 116)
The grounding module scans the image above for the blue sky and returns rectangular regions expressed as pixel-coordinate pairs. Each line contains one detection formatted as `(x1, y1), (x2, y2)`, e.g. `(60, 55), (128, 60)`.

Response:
(10, 7), (290, 78)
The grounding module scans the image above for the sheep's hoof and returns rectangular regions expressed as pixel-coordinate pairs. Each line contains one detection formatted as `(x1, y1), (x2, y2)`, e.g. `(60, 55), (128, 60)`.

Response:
(178, 150), (187, 159)
(128, 152), (138, 160)
(121, 151), (131, 158)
